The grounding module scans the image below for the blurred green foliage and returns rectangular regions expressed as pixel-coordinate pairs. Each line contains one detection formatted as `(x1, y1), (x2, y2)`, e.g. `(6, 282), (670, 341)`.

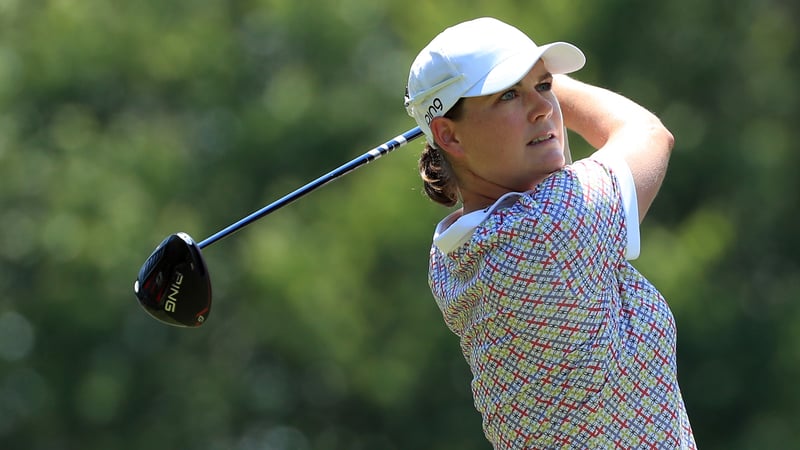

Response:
(0, 0), (798, 448)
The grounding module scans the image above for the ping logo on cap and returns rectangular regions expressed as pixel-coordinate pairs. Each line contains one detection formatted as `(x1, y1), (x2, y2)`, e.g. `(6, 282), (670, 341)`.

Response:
(424, 98), (445, 125)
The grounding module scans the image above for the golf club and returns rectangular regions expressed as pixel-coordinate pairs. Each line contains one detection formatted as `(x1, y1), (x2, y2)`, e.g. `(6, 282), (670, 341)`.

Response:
(133, 126), (424, 327)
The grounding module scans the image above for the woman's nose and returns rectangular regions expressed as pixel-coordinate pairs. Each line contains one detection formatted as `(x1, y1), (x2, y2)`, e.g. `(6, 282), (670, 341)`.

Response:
(527, 90), (553, 123)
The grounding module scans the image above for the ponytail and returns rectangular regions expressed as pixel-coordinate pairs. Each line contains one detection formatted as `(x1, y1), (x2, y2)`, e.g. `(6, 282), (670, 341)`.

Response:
(418, 143), (459, 207)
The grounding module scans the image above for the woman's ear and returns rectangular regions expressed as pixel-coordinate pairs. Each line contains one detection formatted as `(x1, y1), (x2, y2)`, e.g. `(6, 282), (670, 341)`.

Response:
(430, 117), (464, 157)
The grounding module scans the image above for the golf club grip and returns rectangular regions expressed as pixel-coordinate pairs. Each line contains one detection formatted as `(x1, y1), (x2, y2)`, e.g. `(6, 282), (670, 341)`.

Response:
(198, 126), (424, 249)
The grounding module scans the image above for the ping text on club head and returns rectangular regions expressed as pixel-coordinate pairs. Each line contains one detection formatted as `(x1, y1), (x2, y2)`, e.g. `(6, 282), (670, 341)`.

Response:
(165, 271), (184, 313)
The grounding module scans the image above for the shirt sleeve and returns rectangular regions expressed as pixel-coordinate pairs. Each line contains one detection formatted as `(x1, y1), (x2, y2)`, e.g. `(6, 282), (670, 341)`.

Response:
(590, 151), (640, 260)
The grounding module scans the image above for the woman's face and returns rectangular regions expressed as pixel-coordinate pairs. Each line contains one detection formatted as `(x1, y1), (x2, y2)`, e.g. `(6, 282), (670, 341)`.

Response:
(444, 61), (566, 202)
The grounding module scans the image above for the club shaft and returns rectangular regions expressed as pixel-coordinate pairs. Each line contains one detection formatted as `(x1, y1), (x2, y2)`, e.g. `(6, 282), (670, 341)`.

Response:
(198, 127), (424, 249)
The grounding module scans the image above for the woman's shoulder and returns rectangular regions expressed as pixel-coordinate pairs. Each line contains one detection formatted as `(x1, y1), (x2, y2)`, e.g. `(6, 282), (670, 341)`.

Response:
(433, 192), (527, 253)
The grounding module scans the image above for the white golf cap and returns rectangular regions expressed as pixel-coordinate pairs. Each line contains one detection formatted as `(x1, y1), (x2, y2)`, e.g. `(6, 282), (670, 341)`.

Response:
(405, 17), (586, 145)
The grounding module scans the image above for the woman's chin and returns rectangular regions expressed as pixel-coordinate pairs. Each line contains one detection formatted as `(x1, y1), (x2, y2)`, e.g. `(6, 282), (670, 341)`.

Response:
(540, 150), (567, 171)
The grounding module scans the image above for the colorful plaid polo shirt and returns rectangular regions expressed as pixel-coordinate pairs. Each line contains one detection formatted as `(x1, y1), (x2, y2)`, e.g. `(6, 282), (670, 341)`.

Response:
(429, 153), (695, 449)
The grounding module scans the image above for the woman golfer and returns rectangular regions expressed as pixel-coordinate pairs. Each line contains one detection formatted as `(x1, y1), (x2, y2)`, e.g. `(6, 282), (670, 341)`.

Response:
(405, 17), (695, 449)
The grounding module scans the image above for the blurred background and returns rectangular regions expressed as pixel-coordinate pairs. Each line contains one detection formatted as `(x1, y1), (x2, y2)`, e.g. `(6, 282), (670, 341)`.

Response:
(1, 0), (798, 448)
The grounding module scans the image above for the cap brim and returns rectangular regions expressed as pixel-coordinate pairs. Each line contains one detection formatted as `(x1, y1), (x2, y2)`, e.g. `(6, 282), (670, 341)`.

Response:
(464, 42), (585, 97)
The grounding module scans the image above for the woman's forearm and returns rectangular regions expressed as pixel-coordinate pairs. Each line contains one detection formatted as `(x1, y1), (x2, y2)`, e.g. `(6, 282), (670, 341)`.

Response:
(554, 75), (674, 221)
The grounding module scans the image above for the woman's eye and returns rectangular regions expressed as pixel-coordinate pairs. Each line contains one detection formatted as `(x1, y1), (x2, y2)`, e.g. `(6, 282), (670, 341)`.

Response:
(536, 82), (553, 92)
(500, 90), (517, 101)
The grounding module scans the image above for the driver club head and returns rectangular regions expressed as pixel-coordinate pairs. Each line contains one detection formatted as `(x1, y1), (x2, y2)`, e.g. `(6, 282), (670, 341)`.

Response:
(133, 232), (211, 327)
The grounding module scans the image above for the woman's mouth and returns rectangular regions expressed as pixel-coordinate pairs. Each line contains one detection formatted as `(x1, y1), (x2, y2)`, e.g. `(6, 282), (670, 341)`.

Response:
(529, 133), (555, 145)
